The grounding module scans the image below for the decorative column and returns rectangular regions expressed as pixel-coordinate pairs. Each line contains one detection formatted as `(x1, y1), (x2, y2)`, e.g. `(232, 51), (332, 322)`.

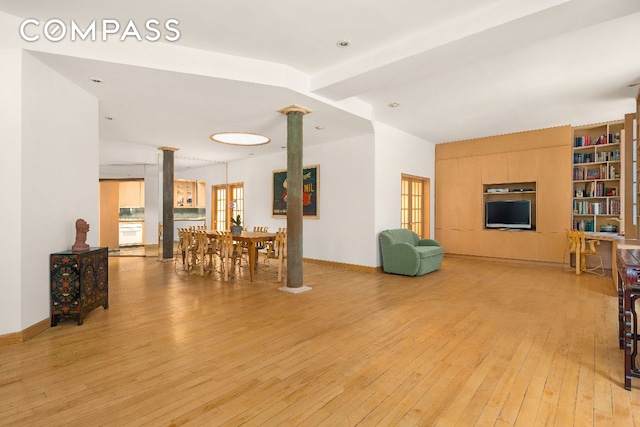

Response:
(278, 104), (312, 293)
(158, 146), (178, 261)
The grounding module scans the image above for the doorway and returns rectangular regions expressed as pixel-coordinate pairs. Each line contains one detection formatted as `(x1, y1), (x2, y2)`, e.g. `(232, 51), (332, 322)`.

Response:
(211, 182), (244, 231)
(401, 174), (430, 238)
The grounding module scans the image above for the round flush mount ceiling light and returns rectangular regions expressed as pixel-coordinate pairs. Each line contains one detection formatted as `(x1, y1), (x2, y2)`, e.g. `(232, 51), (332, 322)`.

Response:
(210, 132), (270, 146)
(336, 39), (351, 48)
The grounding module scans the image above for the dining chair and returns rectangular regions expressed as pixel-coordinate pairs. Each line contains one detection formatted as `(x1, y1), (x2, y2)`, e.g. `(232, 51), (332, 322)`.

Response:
(252, 226), (269, 258)
(194, 230), (215, 276)
(174, 228), (189, 272)
(218, 231), (243, 281)
(263, 229), (287, 282)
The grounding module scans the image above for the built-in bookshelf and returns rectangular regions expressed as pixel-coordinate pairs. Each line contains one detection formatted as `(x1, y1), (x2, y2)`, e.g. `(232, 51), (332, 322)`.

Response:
(572, 120), (624, 232)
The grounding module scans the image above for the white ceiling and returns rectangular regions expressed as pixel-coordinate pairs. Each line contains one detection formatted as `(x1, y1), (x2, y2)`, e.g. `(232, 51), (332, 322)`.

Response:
(1, 0), (639, 175)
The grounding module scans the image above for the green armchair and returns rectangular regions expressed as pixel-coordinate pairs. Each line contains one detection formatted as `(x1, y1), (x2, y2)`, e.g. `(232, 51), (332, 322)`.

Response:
(379, 229), (443, 276)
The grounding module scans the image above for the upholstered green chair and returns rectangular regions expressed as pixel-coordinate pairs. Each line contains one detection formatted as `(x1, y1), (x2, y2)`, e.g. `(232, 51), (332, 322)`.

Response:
(379, 229), (443, 276)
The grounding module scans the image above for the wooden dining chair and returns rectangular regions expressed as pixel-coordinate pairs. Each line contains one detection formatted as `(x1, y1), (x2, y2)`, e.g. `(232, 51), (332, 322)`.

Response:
(218, 231), (243, 281)
(174, 228), (189, 272)
(193, 230), (215, 277)
(252, 226), (269, 258)
(263, 229), (287, 282)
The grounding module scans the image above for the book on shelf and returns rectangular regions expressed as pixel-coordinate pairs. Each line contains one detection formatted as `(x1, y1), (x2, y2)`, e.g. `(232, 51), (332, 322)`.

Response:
(585, 168), (600, 180)
(572, 219), (595, 232)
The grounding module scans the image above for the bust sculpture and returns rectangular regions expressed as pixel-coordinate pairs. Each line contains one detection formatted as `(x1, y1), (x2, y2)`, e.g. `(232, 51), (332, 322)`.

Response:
(72, 218), (91, 252)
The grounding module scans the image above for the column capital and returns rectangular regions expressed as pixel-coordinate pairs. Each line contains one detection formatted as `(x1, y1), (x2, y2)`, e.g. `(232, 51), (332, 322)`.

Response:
(158, 146), (179, 152)
(278, 104), (312, 115)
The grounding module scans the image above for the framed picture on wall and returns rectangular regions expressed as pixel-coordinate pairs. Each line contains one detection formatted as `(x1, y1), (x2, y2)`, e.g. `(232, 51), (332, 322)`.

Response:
(272, 165), (319, 218)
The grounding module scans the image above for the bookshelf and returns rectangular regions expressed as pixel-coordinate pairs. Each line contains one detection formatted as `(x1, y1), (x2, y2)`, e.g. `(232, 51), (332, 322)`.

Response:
(572, 120), (624, 232)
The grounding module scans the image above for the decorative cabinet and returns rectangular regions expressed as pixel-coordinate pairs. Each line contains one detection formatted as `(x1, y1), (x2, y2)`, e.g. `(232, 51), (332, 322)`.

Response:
(50, 247), (109, 326)
(572, 120), (624, 232)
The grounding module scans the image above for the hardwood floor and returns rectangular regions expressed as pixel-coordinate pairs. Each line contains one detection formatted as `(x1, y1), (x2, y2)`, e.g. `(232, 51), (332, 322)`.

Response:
(1, 256), (639, 426)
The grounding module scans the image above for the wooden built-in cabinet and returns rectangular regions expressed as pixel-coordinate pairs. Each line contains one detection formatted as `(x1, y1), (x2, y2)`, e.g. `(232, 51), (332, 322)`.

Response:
(435, 125), (572, 263)
(571, 120), (624, 233)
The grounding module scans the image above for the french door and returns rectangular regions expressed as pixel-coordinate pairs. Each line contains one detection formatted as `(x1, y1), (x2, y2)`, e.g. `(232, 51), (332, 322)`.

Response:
(211, 183), (244, 231)
(401, 174), (430, 238)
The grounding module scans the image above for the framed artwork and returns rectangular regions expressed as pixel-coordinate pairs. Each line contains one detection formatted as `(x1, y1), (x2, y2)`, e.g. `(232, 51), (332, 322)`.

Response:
(272, 165), (319, 218)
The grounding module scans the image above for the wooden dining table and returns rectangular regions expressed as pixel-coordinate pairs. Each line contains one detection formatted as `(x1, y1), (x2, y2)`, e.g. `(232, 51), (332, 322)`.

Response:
(206, 230), (276, 282)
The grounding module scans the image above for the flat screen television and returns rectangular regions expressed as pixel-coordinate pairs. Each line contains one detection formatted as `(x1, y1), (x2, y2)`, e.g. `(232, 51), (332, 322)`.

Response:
(485, 200), (532, 230)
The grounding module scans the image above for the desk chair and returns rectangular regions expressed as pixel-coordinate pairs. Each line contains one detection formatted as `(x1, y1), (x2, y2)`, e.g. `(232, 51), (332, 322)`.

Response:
(562, 229), (604, 276)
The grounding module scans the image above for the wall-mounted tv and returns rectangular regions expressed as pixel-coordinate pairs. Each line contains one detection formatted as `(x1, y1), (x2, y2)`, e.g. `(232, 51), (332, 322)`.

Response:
(485, 200), (532, 230)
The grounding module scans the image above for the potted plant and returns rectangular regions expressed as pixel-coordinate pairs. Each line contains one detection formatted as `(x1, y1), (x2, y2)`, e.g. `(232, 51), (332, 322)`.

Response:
(230, 214), (243, 235)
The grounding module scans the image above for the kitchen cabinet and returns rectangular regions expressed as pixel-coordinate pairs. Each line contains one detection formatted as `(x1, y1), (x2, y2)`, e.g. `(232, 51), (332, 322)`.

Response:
(119, 181), (144, 207)
(174, 179), (206, 208)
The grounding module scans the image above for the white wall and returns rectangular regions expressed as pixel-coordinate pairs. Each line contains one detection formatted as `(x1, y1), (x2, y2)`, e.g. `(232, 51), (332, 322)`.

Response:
(19, 51), (99, 331)
(0, 48), (24, 334)
(183, 133), (378, 267)
(373, 122), (436, 260)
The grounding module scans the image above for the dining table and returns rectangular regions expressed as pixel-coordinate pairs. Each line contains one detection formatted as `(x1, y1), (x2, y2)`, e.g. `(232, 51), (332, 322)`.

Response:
(206, 230), (276, 282)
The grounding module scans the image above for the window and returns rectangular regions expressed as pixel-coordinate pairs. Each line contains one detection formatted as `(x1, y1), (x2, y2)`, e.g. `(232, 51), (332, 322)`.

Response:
(211, 182), (244, 231)
(401, 174), (430, 238)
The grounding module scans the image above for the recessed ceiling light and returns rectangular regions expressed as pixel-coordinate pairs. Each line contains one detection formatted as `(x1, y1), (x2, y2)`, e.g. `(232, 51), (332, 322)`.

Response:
(315, 125), (325, 130)
(210, 132), (270, 146)
(104, 116), (113, 120)
(388, 102), (400, 108)
(90, 78), (104, 84)
(336, 39), (351, 48)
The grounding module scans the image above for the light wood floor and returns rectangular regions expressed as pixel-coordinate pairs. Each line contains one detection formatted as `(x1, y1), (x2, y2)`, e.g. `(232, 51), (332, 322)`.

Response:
(1, 256), (639, 426)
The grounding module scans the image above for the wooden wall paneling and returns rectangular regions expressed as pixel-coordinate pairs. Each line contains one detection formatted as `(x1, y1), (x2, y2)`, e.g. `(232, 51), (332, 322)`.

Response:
(481, 153), (508, 184)
(456, 157), (482, 231)
(435, 125), (572, 160)
(508, 149), (538, 182)
(99, 181), (119, 250)
(435, 159), (459, 230)
(537, 232), (567, 263)
(504, 231), (538, 261)
(458, 230), (484, 256)
(479, 230), (505, 258)
(435, 228), (460, 254)
(537, 146), (571, 233)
